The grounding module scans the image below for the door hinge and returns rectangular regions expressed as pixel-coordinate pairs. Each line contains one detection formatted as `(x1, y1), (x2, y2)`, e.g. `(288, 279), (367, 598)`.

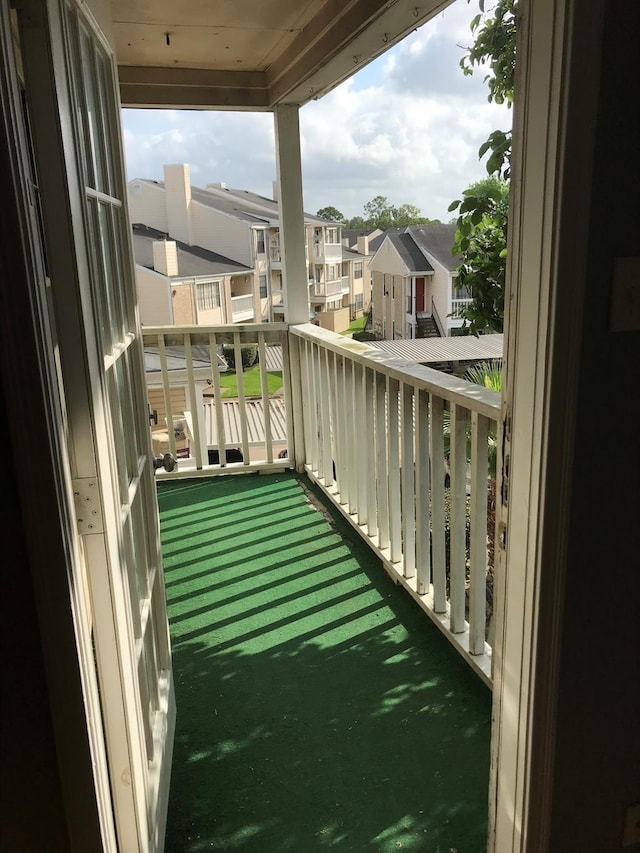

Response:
(72, 478), (104, 535)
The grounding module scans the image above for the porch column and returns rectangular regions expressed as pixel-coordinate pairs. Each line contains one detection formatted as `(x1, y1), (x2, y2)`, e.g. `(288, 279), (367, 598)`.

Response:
(274, 104), (309, 325)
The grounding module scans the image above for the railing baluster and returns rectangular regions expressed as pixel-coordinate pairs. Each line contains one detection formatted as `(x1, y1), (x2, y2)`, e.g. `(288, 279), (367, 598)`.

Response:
(450, 403), (468, 634)
(157, 333), (176, 459)
(319, 346), (333, 486)
(365, 367), (377, 538)
(336, 354), (349, 506)
(257, 332), (273, 464)
(401, 383), (416, 579)
(233, 331), (250, 464)
(469, 412), (489, 654)
(346, 359), (358, 515)
(305, 339), (319, 474)
(208, 332), (226, 467)
(313, 342), (326, 481)
(184, 333), (204, 470)
(355, 361), (368, 526)
(298, 337), (313, 471)
(375, 371), (390, 551)
(430, 394), (447, 613)
(415, 388), (431, 596)
(387, 377), (401, 563)
(280, 329), (296, 467)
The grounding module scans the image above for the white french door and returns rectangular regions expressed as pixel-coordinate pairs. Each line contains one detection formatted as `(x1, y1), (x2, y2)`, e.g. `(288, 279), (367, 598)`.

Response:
(17, 0), (175, 849)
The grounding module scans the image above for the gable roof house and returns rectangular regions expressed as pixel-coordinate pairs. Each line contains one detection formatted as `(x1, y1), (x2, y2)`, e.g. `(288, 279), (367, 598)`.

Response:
(369, 222), (466, 340)
(2, 1), (638, 852)
(131, 223), (255, 326)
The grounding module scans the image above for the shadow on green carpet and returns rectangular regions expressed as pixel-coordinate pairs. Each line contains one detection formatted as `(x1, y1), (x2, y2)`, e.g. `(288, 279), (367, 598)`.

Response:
(158, 472), (491, 853)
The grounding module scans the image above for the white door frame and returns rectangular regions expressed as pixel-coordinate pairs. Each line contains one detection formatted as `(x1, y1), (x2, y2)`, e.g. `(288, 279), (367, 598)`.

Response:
(0, 6), (117, 849)
(489, 0), (605, 848)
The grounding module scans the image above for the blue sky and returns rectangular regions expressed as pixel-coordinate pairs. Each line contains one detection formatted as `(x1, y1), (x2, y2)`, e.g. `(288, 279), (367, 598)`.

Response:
(121, 0), (511, 223)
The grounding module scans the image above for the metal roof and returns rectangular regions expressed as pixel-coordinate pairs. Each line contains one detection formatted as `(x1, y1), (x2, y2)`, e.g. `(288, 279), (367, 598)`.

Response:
(368, 334), (504, 364)
(204, 398), (288, 446)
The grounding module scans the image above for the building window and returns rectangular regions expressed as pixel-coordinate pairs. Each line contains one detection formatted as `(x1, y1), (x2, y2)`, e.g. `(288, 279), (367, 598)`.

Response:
(256, 231), (265, 254)
(259, 275), (268, 298)
(196, 280), (220, 310)
(327, 264), (337, 281)
(354, 262), (363, 279)
(354, 293), (364, 310)
(326, 227), (338, 243)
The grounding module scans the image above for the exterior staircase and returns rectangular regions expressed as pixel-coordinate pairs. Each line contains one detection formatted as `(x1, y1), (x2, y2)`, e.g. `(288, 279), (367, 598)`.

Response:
(416, 315), (440, 338)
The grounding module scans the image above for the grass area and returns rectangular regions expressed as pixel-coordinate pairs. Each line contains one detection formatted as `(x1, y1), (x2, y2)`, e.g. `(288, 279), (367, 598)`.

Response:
(340, 314), (368, 335)
(218, 366), (283, 398)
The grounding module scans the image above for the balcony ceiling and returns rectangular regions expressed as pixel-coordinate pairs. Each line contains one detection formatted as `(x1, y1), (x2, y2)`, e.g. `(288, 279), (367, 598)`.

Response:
(114, 0), (451, 110)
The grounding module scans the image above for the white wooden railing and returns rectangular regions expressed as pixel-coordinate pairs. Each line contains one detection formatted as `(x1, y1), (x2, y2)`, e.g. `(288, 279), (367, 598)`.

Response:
(451, 298), (473, 319)
(289, 324), (500, 683)
(145, 322), (500, 682)
(230, 294), (255, 322)
(143, 324), (293, 475)
(314, 278), (343, 297)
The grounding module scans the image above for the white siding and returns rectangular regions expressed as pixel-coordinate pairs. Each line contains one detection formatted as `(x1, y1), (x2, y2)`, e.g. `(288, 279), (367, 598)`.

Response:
(424, 253), (453, 335)
(190, 203), (253, 265)
(128, 181), (168, 233)
(368, 237), (409, 277)
(135, 266), (172, 326)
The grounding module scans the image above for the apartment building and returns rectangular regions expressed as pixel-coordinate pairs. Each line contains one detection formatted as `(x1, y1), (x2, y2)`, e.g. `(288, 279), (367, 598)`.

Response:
(128, 165), (371, 328)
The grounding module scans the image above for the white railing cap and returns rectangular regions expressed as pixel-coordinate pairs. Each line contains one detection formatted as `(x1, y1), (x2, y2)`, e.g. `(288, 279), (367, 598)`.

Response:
(290, 323), (500, 419)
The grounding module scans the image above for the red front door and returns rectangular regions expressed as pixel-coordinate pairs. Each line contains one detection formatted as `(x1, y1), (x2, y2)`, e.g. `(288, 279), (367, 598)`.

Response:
(415, 277), (425, 312)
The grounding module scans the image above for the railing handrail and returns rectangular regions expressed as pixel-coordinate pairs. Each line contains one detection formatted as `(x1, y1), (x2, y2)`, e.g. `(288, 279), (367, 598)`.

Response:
(290, 323), (500, 419)
(231, 294), (254, 305)
(431, 296), (447, 337)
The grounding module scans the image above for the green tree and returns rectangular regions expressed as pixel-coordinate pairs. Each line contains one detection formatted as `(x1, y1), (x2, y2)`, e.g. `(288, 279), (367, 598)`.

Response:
(450, 0), (517, 333)
(363, 195), (397, 230)
(449, 176), (509, 334)
(316, 206), (346, 223)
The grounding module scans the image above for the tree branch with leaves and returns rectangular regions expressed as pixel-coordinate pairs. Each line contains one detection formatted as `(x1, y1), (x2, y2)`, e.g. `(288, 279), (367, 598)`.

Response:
(449, 0), (517, 334)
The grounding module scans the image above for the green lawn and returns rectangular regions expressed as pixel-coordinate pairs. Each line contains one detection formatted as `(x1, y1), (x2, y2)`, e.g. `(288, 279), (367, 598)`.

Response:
(340, 314), (368, 335)
(218, 366), (283, 398)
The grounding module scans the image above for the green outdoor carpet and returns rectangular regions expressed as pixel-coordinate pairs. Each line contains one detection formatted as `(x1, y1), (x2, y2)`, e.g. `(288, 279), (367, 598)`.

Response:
(158, 472), (491, 853)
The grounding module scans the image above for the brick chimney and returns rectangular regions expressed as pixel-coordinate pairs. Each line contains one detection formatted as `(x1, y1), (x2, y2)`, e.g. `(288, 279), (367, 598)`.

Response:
(152, 240), (178, 277)
(164, 164), (193, 245)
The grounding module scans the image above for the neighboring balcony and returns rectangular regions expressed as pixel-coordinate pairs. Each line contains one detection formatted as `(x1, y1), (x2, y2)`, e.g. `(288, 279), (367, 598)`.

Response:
(230, 293), (255, 322)
(313, 277), (348, 300)
(450, 298), (474, 325)
(146, 321), (498, 849)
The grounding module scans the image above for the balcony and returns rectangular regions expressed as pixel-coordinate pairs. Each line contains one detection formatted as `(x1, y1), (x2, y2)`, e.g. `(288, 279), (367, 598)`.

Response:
(159, 471), (491, 851)
(147, 321), (499, 845)
(313, 278), (345, 299)
(231, 293), (255, 322)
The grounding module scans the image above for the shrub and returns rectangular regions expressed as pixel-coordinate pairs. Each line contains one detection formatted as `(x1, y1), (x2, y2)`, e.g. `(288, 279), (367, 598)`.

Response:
(352, 331), (378, 342)
(222, 344), (259, 370)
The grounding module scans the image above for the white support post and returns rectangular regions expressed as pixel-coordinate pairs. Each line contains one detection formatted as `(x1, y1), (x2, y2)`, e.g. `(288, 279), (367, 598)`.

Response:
(274, 104), (309, 325)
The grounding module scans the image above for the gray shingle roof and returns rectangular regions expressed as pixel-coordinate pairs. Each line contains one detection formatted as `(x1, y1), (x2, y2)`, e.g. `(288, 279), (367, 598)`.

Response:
(387, 231), (434, 274)
(132, 224), (252, 278)
(409, 223), (461, 271)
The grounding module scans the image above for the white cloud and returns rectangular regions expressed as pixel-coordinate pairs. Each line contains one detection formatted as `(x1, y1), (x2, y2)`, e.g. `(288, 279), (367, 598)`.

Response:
(121, 0), (512, 223)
